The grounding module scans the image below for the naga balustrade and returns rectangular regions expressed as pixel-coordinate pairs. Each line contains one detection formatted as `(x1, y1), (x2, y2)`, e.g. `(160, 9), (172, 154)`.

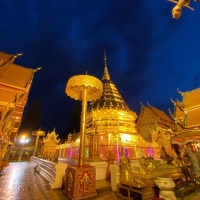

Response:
(30, 156), (67, 189)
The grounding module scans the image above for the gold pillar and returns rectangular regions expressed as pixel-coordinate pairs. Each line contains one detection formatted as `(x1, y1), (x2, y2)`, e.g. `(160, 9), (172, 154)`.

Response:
(33, 135), (39, 156)
(78, 88), (87, 165)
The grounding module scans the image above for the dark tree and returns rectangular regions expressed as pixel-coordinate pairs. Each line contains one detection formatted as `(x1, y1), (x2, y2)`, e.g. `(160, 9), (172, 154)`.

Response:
(18, 98), (41, 134)
(66, 101), (81, 135)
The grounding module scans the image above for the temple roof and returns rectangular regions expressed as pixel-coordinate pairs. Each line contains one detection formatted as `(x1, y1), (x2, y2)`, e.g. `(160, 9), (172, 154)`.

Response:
(171, 87), (200, 129)
(171, 129), (200, 145)
(44, 128), (60, 144)
(88, 52), (130, 112)
(0, 59), (35, 90)
(137, 104), (174, 142)
(177, 88), (200, 109)
(0, 52), (15, 67)
(137, 104), (174, 128)
(148, 105), (174, 126)
(0, 52), (37, 144)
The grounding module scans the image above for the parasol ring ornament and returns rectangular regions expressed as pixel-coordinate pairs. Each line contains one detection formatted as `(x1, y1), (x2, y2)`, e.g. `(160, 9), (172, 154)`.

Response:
(65, 75), (103, 101)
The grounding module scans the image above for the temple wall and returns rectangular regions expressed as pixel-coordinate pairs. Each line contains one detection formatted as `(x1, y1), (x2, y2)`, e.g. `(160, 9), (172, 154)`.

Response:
(43, 141), (58, 155)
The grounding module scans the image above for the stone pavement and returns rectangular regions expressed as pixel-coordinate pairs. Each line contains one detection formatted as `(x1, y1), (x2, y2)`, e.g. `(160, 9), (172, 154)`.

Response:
(0, 162), (121, 200)
(1, 162), (200, 200)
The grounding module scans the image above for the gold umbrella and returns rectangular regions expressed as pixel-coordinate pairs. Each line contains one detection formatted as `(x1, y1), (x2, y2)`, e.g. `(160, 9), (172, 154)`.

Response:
(66, 74), (103, 165)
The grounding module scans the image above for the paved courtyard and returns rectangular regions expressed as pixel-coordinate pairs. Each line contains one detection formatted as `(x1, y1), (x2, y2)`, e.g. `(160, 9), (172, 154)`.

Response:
(1, 161), (200, 200)
(0, 162), (121, 200)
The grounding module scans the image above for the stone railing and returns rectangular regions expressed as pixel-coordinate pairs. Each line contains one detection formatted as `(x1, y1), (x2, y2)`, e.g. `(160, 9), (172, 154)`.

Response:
(30, 156), (67, 189)
(58, 157), (108, 180)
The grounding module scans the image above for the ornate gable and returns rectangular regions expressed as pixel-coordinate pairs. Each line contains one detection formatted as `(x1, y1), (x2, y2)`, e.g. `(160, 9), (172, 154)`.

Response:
(137, 105), (157, 142)
(44, 128), (60, 144)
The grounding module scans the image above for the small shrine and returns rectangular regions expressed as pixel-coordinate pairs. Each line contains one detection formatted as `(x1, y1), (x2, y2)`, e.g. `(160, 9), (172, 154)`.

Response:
(42, 128), (60, 159)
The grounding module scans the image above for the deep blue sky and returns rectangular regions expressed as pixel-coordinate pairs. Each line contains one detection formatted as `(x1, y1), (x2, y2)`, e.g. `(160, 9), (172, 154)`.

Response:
(1, 1), (200, 136)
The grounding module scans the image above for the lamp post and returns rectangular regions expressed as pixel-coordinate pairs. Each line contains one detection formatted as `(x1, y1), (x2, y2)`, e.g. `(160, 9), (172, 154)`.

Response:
(18, 135), (29, 161)
(20, 136), (29, 148)
(64, 74), (103, 200)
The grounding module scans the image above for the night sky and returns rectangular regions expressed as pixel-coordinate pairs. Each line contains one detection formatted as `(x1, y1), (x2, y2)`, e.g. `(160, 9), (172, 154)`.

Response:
(1, 1), (200, 137)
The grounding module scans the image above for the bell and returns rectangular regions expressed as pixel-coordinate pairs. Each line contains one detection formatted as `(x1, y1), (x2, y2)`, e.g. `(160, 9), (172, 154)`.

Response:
(172, 6), (182, 19)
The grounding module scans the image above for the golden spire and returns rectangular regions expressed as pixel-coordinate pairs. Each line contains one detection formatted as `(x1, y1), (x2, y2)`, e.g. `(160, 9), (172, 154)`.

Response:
(102, 50), (110, 81)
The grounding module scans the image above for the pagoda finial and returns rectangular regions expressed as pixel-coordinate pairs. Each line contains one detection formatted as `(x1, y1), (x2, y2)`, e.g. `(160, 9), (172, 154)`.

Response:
(102, 50), (110, 81)
(104, 49), (107, 63)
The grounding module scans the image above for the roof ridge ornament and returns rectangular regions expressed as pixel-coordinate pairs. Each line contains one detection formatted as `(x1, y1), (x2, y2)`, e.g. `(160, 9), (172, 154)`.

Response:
(102, 49), (110, 81)
(170, 98), (175, 104)
(177, 88), (183, 95)
(14, 53), (23, 58)
(34, 66), (42, 72)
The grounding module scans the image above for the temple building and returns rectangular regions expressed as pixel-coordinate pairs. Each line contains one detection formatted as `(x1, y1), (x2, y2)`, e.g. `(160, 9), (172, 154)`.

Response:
(0, 52), (38, 169)
(137, 103), (175, 158)
(169, 88), (200, 176)
(170, 88), (200, 144)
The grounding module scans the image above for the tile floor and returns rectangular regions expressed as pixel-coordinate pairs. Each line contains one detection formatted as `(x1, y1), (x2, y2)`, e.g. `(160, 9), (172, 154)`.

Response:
(1, 161), (200, 200)
(0, 162), (121, 200)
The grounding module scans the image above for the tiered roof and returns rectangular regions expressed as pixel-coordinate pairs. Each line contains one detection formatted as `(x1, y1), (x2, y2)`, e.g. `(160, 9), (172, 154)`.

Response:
(171, 88), (200, 129)
(87, 52), (130, 111)
(171, 88), (200, 144)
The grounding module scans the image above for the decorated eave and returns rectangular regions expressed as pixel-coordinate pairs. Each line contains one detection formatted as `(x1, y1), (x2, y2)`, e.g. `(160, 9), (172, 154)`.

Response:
(171, 129), (200, 145)
(44, 128), (60, 144)
(0, 52), (40, 143)
(171, 88), (200, 111)
(0, 53), (38, 91)
(169, 94), (182, 124)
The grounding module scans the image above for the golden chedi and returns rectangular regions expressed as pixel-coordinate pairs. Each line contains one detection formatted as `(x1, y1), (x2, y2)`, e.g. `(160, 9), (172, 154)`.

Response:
(86, 51), (138, 161)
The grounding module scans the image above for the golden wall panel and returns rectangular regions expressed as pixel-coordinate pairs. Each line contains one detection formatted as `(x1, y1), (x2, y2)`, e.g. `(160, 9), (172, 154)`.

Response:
(187, 109), (200, 126)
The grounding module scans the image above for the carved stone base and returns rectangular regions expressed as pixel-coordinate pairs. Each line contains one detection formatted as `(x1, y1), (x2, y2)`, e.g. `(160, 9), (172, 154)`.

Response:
(63, 165), (97, 200)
